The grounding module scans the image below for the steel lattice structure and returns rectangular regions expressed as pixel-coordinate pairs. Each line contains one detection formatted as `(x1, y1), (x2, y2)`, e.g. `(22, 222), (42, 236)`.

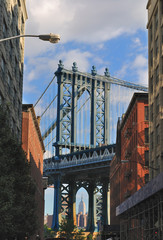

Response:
(54, 61), (110, 156)
(40, 60), (148, 232)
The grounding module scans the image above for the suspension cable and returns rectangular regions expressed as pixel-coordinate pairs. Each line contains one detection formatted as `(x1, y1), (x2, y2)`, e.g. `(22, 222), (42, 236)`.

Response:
(34, 75), (56, 107)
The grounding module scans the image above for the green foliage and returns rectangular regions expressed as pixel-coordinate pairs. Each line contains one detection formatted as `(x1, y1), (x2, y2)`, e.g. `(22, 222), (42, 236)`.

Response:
(0, 107), (37, 239)
(87, 233), (93, 240)
(74, 229), (86, 240)
(59, 218), (76, 240)
(44, 224), (55, 238)
(59, 218), (86, 240)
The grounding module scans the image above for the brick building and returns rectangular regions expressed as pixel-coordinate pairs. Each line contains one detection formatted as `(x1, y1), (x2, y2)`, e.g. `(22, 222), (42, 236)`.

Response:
(116, 1), (163, 238)
(22, 104), (45, 240)
(44, 214), (53, 229)
(110, 92), (149, 226)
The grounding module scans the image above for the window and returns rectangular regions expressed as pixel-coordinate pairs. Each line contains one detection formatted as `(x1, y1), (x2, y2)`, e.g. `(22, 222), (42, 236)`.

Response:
(15, 57), (18, 78)
(145, 128), (149, 143)
(150, 103), (153, 122)
(150, 49), (153, 67)
(155, 8), (158, 30)
(0, 94), (3, 105)
(1, 57), (5, 72)
(151, 161), (154, 179)
(150, 76), (153, 93)
(7, 73), (11, 94)
(18, 100), (21, 118)
(19, 71), (22, 89)
(156, 125), (160, 144)
(3, 19), (7, 38)
(145, 150), (149, 166)
(162, 57), (163, 74)
(13, 88), (17, 106)
(145, 174), (149, 184)
(156, 156), (160, 173)
(156, 94), (159, 115)
(1, 57), (5, 79)
(150, 24), (153, 42)
(11, 10), (15, 31)
(18, 0), (21, 6)
(15, 27), (20, 48)
(9, 41), (13, 61)
(155, 38), (158, 57)
(145, 106), (149, 120)
(151, 132), (154, 150)
(21, 15), (24, 33)
(155, 65), (159, 84)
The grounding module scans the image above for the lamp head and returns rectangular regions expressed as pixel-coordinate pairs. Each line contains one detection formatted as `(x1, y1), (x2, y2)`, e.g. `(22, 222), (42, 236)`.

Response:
(39, 33), (60, 43)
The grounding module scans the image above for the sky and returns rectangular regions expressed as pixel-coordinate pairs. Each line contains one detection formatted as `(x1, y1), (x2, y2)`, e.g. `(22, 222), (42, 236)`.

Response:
(23, 0), (148, 215)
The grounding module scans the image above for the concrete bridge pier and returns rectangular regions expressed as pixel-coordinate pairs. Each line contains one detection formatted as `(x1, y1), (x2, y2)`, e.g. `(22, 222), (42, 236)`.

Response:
(68, 180), (77, 225)
(102, 181), (110, 225)
(86, 182), (96, 232)
(52, 175), (61, 230)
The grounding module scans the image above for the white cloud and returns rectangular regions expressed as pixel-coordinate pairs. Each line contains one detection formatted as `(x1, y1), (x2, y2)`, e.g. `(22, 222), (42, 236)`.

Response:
(115, 63), (130, 79)
(115, 53), (148, 85)
(133, 38), (142, 47)
(23, 48), (92, 90)
(26, 0), (147, 43)
(25, 0), (147, 57)
(58, 49), (92, 71)
(132, 54), (147, 69)
(23, 0), (148, 104)
(136, 68), (148, 85)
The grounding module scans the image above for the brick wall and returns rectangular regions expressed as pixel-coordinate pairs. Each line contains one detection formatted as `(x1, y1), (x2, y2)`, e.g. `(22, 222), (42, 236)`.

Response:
(22, 104), (45, 240)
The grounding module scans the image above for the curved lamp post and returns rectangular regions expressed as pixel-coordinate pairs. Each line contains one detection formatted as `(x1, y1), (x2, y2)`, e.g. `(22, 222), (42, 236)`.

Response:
(0, 33), (60, 43)
(121, 160), (158, 171)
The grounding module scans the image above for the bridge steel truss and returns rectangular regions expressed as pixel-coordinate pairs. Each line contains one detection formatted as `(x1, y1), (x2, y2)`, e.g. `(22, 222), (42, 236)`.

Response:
(44, 144), (116, 231)
(54, 61), (111, 156)
(42, 60), (148, 232)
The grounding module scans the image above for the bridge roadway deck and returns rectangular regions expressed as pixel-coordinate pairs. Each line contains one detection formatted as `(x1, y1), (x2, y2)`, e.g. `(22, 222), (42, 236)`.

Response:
(43, 144), (116, 182)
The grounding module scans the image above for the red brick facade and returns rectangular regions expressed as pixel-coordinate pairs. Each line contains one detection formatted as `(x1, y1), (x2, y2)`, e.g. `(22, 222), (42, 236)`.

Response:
(110, 93), (149, 225)
(22, 104), (45, 240)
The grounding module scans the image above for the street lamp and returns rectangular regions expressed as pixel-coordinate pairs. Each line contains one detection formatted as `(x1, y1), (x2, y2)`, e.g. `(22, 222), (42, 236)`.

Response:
(0, 33), (60, 43)
(121, 160), (158, 171)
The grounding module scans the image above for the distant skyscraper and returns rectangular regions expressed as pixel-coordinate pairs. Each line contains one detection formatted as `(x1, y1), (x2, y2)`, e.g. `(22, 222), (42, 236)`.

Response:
(78, 196), (86, 214)
(76, 196), (87, 228)
(0, 0), (28, 140)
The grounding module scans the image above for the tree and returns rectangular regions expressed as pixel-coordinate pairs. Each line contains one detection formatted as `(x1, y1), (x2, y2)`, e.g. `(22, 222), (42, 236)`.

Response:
(59, 218), (86, 240)
(59, 218), (76, 240)
(87, 233), (93, 240)
(44, 224), (55, 239)
(0, 107), (37, 239)
(74, 229), (86, 240)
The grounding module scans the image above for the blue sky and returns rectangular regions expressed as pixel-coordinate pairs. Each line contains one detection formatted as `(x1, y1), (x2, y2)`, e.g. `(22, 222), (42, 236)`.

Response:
(23, 0), (148, 104)
(23, 0), (148, 215)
